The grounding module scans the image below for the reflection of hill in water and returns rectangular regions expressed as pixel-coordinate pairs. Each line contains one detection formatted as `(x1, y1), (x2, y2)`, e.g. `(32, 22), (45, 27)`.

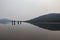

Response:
(0, 13), (60, 30)
(25, 13), (60, 30)
(0, 23), (60, 40)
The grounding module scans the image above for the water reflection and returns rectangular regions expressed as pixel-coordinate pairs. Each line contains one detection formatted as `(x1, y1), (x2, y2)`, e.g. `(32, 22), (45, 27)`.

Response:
(0, 23), (60, 40)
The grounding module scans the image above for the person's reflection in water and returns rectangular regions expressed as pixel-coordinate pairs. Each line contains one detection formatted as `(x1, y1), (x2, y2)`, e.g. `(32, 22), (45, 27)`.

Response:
(12, 20), (16, 25)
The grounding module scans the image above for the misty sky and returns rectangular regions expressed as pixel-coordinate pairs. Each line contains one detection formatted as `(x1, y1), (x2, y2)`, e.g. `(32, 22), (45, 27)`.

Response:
(0, 0), (60, 21)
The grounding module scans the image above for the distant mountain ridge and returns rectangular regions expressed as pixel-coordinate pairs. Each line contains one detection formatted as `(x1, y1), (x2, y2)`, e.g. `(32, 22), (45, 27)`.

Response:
(1, 13), (60, 30)
(24, 13), (60, 30)
(0, 13), (60, 24)
(0, 18), (11, 24)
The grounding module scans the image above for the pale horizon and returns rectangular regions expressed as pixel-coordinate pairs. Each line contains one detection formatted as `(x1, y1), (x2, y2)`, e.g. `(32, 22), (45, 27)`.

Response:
(0, 0), (60, 21)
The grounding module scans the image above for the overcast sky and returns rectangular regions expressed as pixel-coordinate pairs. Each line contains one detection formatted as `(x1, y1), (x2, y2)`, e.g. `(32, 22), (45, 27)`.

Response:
(0, 0), (60, 20)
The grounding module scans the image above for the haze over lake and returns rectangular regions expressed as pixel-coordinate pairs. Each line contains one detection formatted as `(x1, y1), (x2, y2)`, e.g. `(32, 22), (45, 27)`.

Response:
(0, 23), (60, 40)
(0, 0), (60, 40)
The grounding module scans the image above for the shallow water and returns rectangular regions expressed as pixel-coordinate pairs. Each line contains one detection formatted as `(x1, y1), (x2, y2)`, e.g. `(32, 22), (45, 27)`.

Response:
(0, 23), (60, 40)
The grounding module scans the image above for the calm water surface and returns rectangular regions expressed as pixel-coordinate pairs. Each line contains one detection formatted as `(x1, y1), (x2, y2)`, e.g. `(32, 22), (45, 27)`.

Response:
(0, 23), (60, 40)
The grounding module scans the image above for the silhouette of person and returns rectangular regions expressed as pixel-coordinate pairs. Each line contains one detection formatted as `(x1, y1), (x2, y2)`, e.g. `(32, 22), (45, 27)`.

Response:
(18, 21), (20, 24)
(12, 20), (14, 25)
(13, 20), (16, 25)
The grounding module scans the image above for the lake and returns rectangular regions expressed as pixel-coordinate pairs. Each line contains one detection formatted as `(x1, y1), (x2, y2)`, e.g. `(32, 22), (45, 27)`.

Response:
(0, 22), (60, 40)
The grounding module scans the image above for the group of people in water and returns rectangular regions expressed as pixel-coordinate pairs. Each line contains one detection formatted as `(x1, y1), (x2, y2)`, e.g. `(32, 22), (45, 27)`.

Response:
(12, 20), (21, 25)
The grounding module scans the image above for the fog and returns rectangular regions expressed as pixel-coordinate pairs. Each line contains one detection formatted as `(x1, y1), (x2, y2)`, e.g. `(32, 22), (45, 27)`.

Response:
(0, 0), (60, 20)
(0, 0), (60, 40)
